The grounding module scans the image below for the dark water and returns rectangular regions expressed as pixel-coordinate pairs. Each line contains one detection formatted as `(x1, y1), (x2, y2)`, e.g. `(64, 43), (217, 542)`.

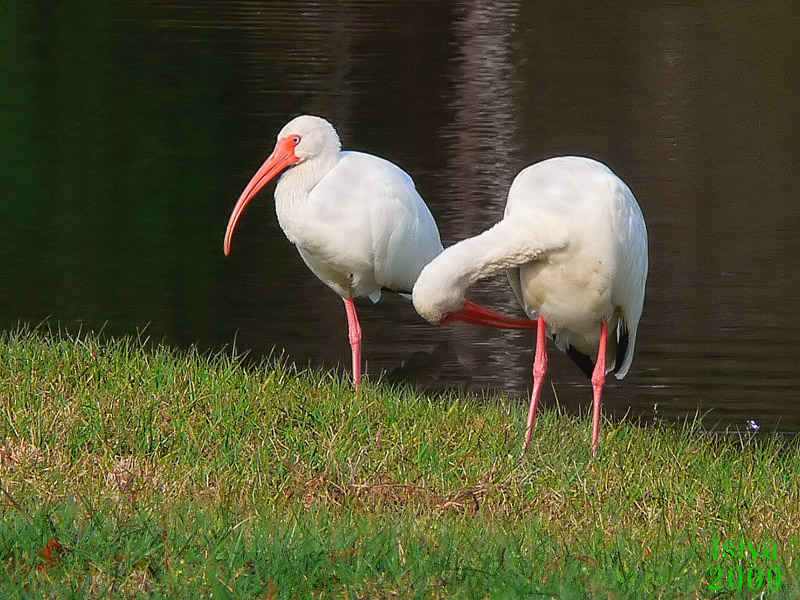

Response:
(2, 3), (799, 432)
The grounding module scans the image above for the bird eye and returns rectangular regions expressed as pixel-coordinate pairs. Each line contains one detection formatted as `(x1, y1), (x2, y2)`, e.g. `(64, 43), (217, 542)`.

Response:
(292, 135), (301, 144)
(440, 313), (455, 324)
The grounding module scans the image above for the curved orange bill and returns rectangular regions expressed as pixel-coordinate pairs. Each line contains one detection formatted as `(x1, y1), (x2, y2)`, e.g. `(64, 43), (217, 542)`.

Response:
(445, 299), (537, 330)
(223, 137), (298, 255)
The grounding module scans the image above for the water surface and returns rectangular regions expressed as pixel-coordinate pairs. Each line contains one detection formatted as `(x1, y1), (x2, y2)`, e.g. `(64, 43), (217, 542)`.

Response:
(2, 2), (799, 432)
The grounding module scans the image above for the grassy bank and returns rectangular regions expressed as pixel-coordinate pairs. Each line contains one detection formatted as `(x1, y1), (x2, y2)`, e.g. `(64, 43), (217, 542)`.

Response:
(0, 328), (798, 598)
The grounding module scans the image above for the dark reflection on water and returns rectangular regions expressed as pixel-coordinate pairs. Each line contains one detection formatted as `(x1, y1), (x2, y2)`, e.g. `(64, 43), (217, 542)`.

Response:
(2, 2), (799, 432)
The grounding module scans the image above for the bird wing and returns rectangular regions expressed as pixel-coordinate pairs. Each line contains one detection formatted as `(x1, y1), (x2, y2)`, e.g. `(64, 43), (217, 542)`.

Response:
(609, 181), (649, 378)
(305, 151), (442, 300)
(337, 153), (443, 295)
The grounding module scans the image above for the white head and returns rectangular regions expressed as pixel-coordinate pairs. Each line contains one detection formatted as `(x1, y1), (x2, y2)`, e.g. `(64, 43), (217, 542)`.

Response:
(413, 253), (537, 329)
(412, 258), (466, 324)
(276, 115), (341, 166)
(224, 115), (341, 255)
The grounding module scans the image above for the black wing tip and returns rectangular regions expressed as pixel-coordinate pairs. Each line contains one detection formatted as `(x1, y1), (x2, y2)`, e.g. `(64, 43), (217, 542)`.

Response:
(567, 319), (630, 380)
(566, 344), (595, 380)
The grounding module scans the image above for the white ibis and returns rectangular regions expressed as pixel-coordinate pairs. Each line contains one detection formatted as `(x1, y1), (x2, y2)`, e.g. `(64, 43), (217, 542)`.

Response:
(413, 156), (648, 455)
(224, 115), (524, 389)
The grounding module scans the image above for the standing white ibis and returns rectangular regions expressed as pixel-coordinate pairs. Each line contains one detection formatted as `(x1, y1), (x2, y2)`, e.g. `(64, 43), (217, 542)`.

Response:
(225, 115), (505, 390)
(413, 156), (648, 455)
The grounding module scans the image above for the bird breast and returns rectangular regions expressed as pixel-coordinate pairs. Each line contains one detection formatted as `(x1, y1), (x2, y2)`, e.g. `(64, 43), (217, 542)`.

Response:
(517, 247), (614, 354)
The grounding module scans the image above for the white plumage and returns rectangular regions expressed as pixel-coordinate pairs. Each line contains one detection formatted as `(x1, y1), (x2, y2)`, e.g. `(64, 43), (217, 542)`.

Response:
(413, 156), (648, 455)
(225, 115), (443, 389)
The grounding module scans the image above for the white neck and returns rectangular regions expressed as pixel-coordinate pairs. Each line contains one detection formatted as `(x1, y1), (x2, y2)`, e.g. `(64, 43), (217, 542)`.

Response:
(414, 219), (544, 321)
(443, 220), (541, 292)
(276, 150), (340, 200)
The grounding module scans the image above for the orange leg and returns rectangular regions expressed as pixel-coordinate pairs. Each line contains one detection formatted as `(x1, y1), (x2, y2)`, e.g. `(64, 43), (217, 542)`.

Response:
(343, 297), (362, 391)
(590, 321), (608, 456)
(523, 316), (548, 449)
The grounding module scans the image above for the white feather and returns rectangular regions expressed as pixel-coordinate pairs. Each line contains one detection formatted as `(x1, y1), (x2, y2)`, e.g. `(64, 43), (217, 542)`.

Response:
(413, 155), (648, 379)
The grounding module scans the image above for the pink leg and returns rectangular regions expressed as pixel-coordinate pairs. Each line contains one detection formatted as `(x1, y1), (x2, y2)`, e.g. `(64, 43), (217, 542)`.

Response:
(523, 316), (548, 449)
(591, 321), (608, 456)
(343, 297), (362, 391)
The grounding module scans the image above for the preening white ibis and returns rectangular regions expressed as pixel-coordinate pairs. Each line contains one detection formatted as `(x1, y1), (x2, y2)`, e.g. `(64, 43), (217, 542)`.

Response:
(224, 115), (523, 389)
(413, 156), (648, 455)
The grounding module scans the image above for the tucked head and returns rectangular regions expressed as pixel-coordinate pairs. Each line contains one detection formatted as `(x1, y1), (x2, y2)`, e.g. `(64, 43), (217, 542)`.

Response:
(412, 257), (537, 329)
(223, 115), (342, 255)
(412, 259), (465, 325)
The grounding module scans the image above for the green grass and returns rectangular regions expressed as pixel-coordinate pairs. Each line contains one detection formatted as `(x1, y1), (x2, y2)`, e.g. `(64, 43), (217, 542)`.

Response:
(0, 326), (798, 598)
